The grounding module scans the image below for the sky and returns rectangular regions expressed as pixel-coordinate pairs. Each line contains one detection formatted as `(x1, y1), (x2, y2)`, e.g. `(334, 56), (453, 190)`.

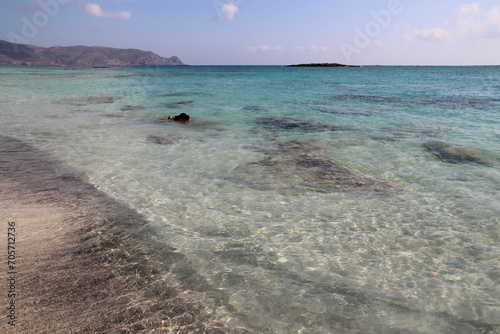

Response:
(1, 0), (500, 65)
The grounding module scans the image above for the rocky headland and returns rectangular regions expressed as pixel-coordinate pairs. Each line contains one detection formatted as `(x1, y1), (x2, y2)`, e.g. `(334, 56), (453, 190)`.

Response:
(0, 39), (184, 66)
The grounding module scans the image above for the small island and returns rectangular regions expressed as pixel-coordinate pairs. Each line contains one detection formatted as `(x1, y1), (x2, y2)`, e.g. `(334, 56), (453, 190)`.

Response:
(287, 63), (359, 68)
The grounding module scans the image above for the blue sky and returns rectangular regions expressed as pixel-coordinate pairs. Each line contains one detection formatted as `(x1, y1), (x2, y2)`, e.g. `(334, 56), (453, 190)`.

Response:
(1, 0), (500, 65)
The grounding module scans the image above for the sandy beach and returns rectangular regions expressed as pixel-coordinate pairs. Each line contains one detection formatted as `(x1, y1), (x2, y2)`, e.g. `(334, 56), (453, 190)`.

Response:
(0, 135), (246, 333)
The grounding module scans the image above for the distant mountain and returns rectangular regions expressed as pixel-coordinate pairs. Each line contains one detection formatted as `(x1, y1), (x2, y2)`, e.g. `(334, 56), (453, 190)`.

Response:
(0, 40), (185, 66)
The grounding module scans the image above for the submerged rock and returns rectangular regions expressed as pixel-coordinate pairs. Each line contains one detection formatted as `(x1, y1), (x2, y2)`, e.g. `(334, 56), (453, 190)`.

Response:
(161, 92), (192, 97)
(54, 96), (116, 106)
(261, 154), (377, 187)
(384, 124), (442, 139)
(120, 105), (147, 111)
(255, 117), (343, 132)
(233, 153), (381, 191)
(423, 141), (492, 166)
(163, 101), (195, 108)
(246, 140), (322, 155)
(315, 107), (370, 116)
(147, 134), (184, 145)
(334, 94), (403, 105)
(243, 106), (271, 113)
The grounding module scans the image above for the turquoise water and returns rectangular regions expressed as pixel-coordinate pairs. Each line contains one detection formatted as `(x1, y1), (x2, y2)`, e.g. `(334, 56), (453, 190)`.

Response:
(1, 65), (500, 333)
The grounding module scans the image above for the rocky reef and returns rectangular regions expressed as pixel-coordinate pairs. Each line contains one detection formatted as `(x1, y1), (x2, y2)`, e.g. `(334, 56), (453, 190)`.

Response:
(255, 117), (345, 132)
(233, 140), (386, 192)
(423, 141), (493, 166)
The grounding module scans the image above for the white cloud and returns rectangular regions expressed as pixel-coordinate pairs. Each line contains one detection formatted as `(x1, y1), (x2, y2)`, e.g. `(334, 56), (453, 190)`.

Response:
(245, 45), (284, 53)
(308, 45), (333, 52)
(221, 3), (239, 21)
(84, 3), (131, 20)
(414, 28), (451, 41)
(456, 3), (500, 39)
(408, 3), (500, 42)
(292, 45), (334, 53)
(244, 46), (258, 53)
(246, 45), (335, 54)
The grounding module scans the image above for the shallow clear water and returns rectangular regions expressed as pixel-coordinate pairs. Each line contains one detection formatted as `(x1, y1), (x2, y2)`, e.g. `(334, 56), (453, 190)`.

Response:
(1, 65), (500, 333)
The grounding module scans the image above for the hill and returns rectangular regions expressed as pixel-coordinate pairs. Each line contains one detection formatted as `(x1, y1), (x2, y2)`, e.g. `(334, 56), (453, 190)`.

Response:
(0, 40), (184, 66)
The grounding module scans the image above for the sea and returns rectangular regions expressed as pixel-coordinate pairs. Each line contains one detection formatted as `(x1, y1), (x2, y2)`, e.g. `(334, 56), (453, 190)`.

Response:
(1, 65), (499, 333)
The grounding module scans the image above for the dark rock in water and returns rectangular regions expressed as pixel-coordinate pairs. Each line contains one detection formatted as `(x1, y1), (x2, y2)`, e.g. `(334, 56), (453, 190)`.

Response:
(243, 106), (270, 113)
(419, 96), (500, 110)
(423, 141), (492, 166)
(147, 134), (184, 145)
(369, 135), (396, 143)
(162, 92), (193, 97)
(334, 94), (403, 105)
(161, 92), (210, 97)
(102, 113), (125, 118)
(255, 117), (343, 132)
(173, 113), (191, 122)
(315, 107), (370, 116)
(233, 153), (381, 191)
(159, 113), (192, 122)
(163, 101), (195, 108)
(120, 105), (147, 111)
(54, 96), (116, 106)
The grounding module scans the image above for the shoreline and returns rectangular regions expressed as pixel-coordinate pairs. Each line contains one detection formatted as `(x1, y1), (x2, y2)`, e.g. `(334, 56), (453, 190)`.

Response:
(0, 135), (247, 333)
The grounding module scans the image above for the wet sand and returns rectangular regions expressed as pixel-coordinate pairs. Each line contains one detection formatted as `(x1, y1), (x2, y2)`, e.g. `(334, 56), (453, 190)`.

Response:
(0, 136), (247, 333)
